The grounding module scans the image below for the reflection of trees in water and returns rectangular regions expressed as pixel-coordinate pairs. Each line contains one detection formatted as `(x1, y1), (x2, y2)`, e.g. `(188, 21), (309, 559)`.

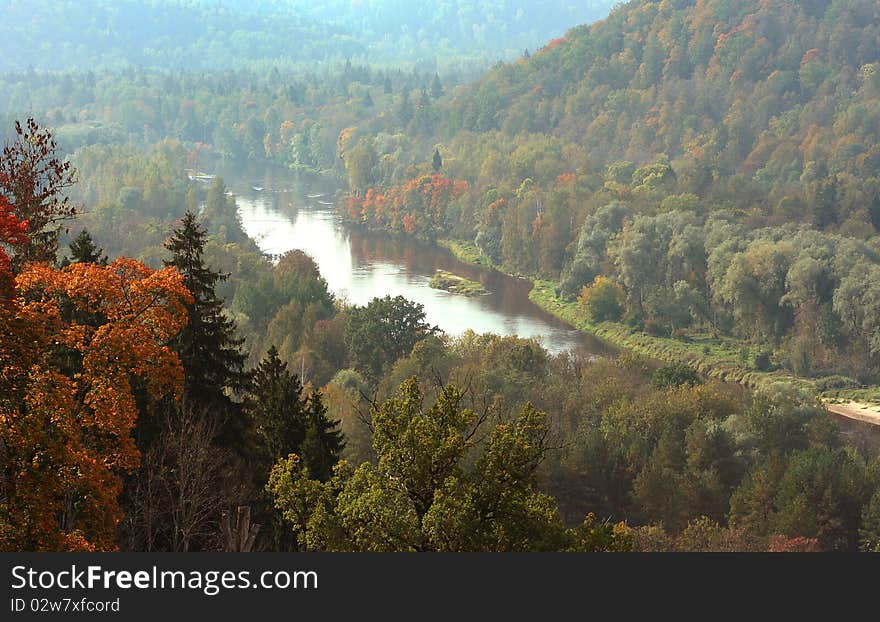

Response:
(234, 174), (605, 356)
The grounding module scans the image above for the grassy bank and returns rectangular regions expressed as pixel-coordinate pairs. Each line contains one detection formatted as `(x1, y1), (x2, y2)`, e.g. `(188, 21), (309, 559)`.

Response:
(437, 239), (497, 268)
(528, 280), (817, 393)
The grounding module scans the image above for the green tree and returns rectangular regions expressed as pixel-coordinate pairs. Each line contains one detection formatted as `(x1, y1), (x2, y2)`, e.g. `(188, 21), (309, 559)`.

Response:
(578, 276), (625, 322)
(860, 491), (880, 552)
(64, 229), (107, 265)
(244, 346), (343, 550)
(164, 212), (248, 417)
(345, 295), (438, 381)
(730, 447), (870, 551)
(267, 378), (631, 552)
(651, 363), (702, 390)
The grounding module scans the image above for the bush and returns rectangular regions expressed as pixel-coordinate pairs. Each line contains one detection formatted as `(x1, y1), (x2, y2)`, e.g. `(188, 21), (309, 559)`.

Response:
(651, 363), (702, 389)
(578, 276), (626, 323)
(754, 351), (772, 371)
(645, 318), (671, 337)
(814, 376), (861, 391)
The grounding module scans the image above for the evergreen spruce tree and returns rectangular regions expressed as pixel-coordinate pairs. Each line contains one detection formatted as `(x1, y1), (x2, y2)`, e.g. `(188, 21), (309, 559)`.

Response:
(164, 211), (247, 416)
(246, 346), (308, 469)
(301, 391), (345, 482)
(432, 148), (443, 173)
(399, 90), (414, 126)
(431, 73), (443, 99)
(245, 346), (344, 551)
(245, 346), (343, 479)
(64, 229), (107, 265)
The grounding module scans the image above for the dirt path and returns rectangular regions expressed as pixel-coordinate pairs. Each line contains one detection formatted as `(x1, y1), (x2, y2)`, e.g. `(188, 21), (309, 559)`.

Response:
(825, 401), (880, 426)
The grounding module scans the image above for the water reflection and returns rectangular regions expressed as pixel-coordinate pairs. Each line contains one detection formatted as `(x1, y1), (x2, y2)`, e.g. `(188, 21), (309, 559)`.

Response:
(234, 174), (607, 356)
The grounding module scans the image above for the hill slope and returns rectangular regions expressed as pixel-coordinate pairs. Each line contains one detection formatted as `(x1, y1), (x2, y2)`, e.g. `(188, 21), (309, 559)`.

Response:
(2, 0), (618, 71)
(344, 0), (880, 387)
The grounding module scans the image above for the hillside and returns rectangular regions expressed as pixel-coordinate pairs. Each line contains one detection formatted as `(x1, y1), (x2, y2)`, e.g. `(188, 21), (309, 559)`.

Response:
(215, 0), (618, 60)
(2, 0), (618, 71)
(343, 0), (880, 388)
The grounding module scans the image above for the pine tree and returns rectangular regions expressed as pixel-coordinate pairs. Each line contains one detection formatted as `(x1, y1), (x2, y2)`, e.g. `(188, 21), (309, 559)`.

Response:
(246, 346), (308, 469)
(245, 346), (343, 480)
(164, 211), (247, 413)
(431, 73), (443, 99)
(399, 90), (414, 126)
(64, 229), (107, 265)
(301, 391), (344, 482)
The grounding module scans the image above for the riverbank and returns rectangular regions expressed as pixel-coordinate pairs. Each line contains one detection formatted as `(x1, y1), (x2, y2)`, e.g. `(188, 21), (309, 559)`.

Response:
(438, 237), (880, 412)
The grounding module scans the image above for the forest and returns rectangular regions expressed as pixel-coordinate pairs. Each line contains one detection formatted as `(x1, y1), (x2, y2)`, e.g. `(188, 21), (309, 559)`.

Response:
(3, 0), (880, 553)
(3, 0), (616, 71)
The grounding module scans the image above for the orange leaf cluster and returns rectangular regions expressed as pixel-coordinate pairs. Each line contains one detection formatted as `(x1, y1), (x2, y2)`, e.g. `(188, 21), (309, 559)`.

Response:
(0, 258), (192, 551)
(348, 174), (469, 237)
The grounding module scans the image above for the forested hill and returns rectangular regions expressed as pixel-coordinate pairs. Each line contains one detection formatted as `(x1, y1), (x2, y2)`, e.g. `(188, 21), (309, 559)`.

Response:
(2, 0), (618, 71)
(343, 0), (880, 387)
(213, 0), (618, 60)
(3, 0), (359, 71)
(442, 0), (879, 198)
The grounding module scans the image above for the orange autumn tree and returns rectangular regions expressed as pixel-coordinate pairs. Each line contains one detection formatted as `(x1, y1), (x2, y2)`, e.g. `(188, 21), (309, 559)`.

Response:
(0, 256), (192, 551)
(347, 174), (469, 237)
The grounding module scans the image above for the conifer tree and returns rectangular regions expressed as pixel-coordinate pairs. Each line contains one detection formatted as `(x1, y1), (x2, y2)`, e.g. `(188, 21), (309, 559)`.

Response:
(164, 211), (247, 413)
(246, 346), (343, 480)
(246, 346), (344, 550)
(247, 346), (308, 469)
(64, 229), (107, 265)
(431, 73), (443, 99)
(300, 391), (345, 482)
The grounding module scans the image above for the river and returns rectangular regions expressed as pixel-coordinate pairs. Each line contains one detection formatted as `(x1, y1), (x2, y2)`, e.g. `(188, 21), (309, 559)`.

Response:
(231, 171), (608, 357)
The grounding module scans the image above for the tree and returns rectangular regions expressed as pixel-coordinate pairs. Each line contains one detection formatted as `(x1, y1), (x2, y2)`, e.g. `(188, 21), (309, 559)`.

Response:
(128, 402), (237, 552)
(345, 295), (438, 380)
(432, 148), (443, 173)
(0, 190), (27, 299)
(64, 229), (107, 265)
(651, 363), (702, 389)
(244, 346), (343, 550)
(860, 491), (880, 552)
(344, 137), (377, 194)
(245, 346), (343, 481)
(398, 90), (414, 126)
(431, 74), (443, 99)
(578, 276), (625, 322)
(267, 378), (631, 552)
(0, 258), (192, 551)
(730, 447), (871, 551)
(0, 119), (77, 269)
(163, 212), (248, 415)
(203, 177), (246, 244)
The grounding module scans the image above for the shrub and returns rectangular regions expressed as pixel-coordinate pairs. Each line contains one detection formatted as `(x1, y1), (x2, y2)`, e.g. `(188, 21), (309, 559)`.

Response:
(578, 276), (626, 323)
(651, 363), (702, 389)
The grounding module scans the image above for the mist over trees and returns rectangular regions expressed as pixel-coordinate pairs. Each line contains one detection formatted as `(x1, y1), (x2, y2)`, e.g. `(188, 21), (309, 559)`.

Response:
(3, 0), (618, 71)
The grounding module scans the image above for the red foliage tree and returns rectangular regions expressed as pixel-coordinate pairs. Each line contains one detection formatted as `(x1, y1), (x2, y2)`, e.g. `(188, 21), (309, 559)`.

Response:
(0, 258), (192, 551)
